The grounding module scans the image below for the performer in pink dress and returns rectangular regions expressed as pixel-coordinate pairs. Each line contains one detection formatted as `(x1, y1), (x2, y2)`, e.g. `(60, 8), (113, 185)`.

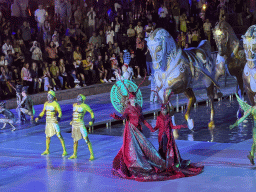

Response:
(110, 92), (204, 181)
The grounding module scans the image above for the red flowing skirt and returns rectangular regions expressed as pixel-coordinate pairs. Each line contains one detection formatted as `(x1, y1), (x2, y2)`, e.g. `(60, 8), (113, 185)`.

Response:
(112, 122), (204, 182)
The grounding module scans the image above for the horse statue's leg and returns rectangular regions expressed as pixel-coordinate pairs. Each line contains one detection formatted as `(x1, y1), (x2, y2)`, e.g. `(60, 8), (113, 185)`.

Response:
(207, 83), (215, 142)
(248, 91), (255, 106)
(184, 88), (196, 130)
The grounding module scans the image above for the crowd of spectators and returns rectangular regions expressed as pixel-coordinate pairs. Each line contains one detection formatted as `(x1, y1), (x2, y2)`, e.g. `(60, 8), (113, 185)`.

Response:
(0, 0), (254, 100)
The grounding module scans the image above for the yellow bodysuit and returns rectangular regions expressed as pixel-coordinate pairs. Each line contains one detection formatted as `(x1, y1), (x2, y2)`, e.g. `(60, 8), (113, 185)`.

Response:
(39, 101), (62, 137)
(71, 103), (94, 141)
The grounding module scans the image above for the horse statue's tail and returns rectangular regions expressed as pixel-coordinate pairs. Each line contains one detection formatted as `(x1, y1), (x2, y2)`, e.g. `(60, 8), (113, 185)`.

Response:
(197, 40), (212, 62)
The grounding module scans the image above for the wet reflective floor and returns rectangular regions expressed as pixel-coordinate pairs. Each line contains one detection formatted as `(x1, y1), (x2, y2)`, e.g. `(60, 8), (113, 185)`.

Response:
(91, 98), (253, 144)
(1, 78), (256, 191)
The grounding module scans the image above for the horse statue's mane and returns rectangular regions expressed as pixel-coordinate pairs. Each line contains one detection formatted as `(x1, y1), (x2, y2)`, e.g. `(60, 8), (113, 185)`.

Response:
(243, 25), (256, 37)
(148, 28), (179, 71)
(214, 20), (238, 41)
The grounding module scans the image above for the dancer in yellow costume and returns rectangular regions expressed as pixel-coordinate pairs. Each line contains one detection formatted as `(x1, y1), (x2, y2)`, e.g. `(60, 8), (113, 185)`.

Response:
(35, 90), (67, 157)
(69, 94), (95, 160)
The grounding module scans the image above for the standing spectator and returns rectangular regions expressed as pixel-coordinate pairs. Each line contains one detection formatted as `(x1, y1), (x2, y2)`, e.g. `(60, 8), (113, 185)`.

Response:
(127, 24), (136, 49)
(97, 30), (105, 46)
(55, 0), (61, 19)
(20, 21), (32, 49)
(136, 32), (146, 75)
(11, 0), (21, 32)
(107, 42), (114, 57)
(130, 51), (141, 78)
(84, 43), (94, 61)
(43, 21), (51, 47)
(74, 24), (86, 43)
(180, 12), (188, 33)
(180, 32), (186, 48)
(89, 32), (98, 48)
(236, 0), (243, 26)
(134, 21), (144, 35)
(34, 4), (47, 33)
(106, 26), (115, 45)
(21, 62), (33, 93)
(52, 33), (60, 48)
(93, 43), (101, 60)
(31, 62), (39, 93)
(45, 42), (58, 63)
(74, 6), (83, 24)
(145, 47), (152, 75)
(146, 0), (153, 13)
(203, 19), (212, 42)
(2, 39), (15, 56)
(187, 31), (192, 46)
(171, 0), (180, 32)
(87, 7), (96, 37)
(188, 17), (198, 32)
(111, 17), (121, 43)
(158, 3), (168, 28)
(94, 55), (104, 83)
(19, 0), (28, 21)
(113, 42), (121, 56)
(145, 21), (153, 38)
(191, 30), (199, 47)
(30, 41), (43, 62)
(114, 2), (122, 13)
(219, 7), (226, 21)
(191, 0), (199, 18)
(104, 53), (112, 82)
(245, 7), (253, 27)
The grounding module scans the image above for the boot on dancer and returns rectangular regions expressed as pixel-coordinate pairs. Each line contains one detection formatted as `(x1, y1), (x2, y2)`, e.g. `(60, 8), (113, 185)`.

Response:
(0, 102), (16, 131)
(35, 90), (67, 157)
(17, 86), (35, 123)
(69, 94), (95, 160)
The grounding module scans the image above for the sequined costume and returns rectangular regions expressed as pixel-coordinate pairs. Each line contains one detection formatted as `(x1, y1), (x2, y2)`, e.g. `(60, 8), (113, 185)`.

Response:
(71, 103), (94, 141)
(38, 100), (62, 137)
(69, 94), (95, 160)
(35, 90), (67, 156)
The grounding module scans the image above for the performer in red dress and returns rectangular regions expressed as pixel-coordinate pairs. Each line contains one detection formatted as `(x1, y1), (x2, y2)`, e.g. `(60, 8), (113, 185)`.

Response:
(110, 92), (203, 181)
(154, 104), (204, 175)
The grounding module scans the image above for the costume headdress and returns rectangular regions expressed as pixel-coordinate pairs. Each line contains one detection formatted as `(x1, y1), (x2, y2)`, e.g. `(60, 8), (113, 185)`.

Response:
(123, 49), (131, 65)
(242, 25), (256, 61)
(79, 94), (86, 102)
(48, 90), (57, 100)
(110, 77), (145, 113)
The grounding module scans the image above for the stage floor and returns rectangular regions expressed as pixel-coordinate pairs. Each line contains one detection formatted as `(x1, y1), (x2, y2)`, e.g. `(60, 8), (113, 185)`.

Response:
(1, 77), (255, 192)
